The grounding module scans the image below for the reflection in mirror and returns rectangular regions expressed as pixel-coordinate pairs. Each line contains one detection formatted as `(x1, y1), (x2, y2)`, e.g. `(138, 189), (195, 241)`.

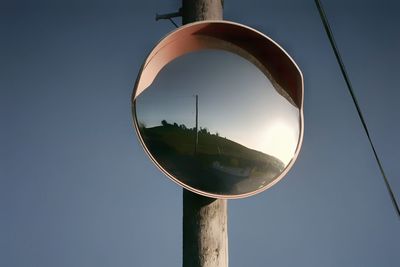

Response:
(134, 49), (300, 196)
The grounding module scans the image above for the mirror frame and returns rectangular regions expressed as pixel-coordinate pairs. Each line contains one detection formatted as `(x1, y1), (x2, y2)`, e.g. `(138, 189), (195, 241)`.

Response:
(131, 20), (304, 199)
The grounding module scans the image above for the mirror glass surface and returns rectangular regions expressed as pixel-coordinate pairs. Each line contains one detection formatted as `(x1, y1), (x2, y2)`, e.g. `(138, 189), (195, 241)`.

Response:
(134, 49), (300, 196)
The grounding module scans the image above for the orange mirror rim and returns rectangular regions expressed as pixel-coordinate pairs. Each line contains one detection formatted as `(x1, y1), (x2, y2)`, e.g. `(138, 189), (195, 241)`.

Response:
(132, 20), (304, 199)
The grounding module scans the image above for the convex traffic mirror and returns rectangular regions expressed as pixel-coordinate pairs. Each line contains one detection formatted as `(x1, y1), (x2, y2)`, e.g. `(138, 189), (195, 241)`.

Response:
(132, 21), (304, 198)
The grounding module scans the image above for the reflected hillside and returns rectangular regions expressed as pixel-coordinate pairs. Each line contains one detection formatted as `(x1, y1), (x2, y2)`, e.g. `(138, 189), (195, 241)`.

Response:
(139, 120), (285, 195)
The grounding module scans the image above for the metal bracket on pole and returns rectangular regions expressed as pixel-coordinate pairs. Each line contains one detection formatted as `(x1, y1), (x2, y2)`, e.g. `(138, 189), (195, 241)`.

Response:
(155, 8), (182, 28)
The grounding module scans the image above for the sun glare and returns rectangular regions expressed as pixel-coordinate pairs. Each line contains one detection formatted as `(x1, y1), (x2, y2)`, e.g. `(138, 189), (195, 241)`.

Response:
(260, 120), (299, 165)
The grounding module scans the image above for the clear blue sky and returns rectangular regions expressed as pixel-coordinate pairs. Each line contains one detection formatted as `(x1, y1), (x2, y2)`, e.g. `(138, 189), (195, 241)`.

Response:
(1, 0), (399, 266)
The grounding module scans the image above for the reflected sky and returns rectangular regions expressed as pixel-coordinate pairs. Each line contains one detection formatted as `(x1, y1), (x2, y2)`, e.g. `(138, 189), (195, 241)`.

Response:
(135, 49), (300, 165)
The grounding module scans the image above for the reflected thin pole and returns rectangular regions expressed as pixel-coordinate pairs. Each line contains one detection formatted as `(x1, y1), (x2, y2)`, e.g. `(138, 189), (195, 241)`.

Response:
(195, 94), (199, 154)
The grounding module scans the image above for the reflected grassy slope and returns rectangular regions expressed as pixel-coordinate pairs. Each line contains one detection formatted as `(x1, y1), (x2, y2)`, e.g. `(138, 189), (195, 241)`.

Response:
(140, 122), (285, 195)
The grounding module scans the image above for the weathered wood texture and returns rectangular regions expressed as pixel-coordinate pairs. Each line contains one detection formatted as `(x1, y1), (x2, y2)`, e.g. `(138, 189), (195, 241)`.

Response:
(182, 2), (227, 266)
(182, 0), (223, 24)
(183, 190), (228, 267)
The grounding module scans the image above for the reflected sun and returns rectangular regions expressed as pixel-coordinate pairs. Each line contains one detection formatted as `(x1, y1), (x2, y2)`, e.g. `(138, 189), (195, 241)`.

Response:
(260, 120), (299, 165)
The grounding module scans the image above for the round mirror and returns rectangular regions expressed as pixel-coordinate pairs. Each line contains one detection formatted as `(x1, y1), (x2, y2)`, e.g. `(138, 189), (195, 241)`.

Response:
(132, 21), (303, 198)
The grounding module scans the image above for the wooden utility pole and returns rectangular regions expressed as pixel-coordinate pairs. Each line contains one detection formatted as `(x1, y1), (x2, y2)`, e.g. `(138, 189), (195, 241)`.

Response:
(182, 3), (227, 267)
(182, 0), (224, 24)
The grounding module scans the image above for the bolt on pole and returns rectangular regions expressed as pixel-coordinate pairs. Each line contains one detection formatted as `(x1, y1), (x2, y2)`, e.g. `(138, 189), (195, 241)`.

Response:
(181, 3), (227, 267)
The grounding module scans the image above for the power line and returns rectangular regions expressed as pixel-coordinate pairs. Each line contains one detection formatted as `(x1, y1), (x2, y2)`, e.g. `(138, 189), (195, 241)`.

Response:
(314, 0), (400, 218)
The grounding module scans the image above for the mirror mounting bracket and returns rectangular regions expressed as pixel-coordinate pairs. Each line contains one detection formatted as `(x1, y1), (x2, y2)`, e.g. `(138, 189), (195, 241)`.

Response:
(155, 8), (183, 28)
